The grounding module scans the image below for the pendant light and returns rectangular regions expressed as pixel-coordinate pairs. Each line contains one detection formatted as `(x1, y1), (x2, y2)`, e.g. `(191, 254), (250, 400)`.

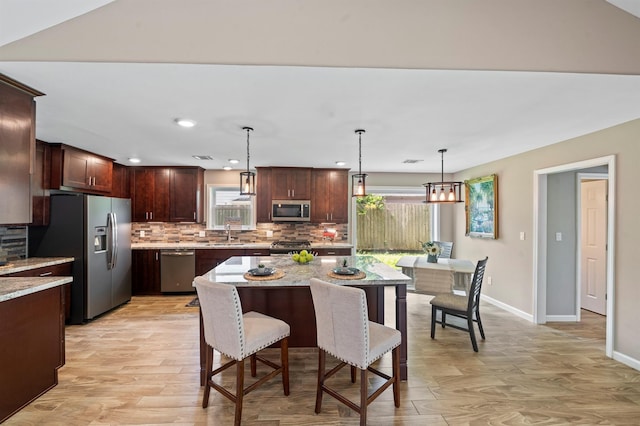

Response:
(423, 148), (463, 203)
(352, 129), (367, 197)
(239, 126), (256, 195)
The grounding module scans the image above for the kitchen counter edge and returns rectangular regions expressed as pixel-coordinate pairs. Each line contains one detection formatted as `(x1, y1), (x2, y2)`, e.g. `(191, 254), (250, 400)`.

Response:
(0, 276), (73, 302)
(0, 257), (75, 276)
(132, 243), (353, 250)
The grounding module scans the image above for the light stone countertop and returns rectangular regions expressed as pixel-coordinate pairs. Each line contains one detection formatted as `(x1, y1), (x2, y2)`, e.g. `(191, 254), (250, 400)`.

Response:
(0, 257), (74, 302)
(0, 257), (75, 276)
(0, 276), (73, 302)
(200, 254), (409, 288)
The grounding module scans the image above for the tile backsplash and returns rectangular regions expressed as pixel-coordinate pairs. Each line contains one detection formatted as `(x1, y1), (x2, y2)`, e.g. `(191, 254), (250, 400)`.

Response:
(131, 222), (349, 245)
(0, 226), (28, 263)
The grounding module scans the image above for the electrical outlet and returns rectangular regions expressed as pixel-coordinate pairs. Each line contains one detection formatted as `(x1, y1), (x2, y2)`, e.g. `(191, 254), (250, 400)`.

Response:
(487, 276), (492, 285)
(266, 230), (274, 238)
(519, 231), (526, 241)
(555, 232), (563, 241)
(139, 230), (145, 237)
(198, 230), (206, 237)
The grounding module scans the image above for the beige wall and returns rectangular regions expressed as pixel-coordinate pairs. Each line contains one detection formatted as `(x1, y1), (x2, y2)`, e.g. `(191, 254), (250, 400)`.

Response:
(452, 119), (640, 360)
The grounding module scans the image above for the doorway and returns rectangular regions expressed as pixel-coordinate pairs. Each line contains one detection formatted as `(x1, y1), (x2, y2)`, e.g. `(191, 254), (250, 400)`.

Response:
(533, 155), (615, 358)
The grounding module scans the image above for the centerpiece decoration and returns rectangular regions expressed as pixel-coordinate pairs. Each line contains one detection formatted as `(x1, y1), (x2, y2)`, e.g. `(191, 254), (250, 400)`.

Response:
(420, 241), (442, 263)
(291, 249), (317, 264)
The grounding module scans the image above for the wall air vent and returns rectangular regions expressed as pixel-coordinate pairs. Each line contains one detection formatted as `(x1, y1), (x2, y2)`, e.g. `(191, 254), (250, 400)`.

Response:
(402, 159), (424, 164)
(193, 155), (214, 160)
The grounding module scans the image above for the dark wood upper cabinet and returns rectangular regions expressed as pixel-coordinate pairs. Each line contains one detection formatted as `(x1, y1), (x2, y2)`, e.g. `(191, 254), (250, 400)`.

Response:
(110, 163), (130, 199)
(130, 166), (203, 223)
(49, 144), (114, 194)
(130, 167), (170, 222)
(31, 140), (51, 226)
(0, 74), (43, 225)
(256, 167), (272, 222)
(311, 169), (349, 223)
(271, 167), (311, 200)
(170, 167), (204, 222)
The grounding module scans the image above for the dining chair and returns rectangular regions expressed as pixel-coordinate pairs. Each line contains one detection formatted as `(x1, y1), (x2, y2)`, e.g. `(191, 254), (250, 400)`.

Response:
(309, 278), (400, 426)
(433, 241), (454, 259)
(193, 276), (290, 426)
(429, 257), (488, 352)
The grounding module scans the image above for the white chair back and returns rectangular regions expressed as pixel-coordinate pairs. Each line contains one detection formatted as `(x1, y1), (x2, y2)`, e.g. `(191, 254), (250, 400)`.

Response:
(194, 276), (245, 360)
(309, 278), (369, 369)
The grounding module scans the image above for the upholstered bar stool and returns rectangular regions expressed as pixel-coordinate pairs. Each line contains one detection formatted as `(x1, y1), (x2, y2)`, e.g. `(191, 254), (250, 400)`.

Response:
(193, 277), (290, 426)
(309, 278), (400, 426)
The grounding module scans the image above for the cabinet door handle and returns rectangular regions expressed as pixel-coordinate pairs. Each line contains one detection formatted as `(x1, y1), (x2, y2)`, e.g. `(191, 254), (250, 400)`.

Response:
(193, 212), (196, 220)
(150, 212), (153, 220)
(292, 189), (295, 197)
(155, 252), (159, 261)
(327, 251), (336, 255)
(145, 211), (149, 220)
(39, 271), (53, 277)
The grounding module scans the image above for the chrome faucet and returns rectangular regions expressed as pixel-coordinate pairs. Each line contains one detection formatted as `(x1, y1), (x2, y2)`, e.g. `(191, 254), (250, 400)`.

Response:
(226, 224), (234, 242)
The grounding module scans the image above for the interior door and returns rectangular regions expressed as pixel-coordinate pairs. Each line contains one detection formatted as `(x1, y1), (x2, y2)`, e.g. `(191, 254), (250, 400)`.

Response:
(580, 179), (607, 315)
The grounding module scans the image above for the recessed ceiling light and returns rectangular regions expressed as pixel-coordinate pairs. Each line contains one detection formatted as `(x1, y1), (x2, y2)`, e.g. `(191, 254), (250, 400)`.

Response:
(228, 159), (239, 164)
(175, 118), (196, 128)
(223, 166), (233, 171)
(335, 161), (346, 166)
(128, 157), (141, 163)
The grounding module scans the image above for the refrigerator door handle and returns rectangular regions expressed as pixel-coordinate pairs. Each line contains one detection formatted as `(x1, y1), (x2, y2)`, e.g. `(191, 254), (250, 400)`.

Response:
(107, 212), (118, 270)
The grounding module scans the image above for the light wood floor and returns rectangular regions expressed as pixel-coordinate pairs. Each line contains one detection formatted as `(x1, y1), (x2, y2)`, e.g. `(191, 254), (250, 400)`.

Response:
(7, 290), (640, 425)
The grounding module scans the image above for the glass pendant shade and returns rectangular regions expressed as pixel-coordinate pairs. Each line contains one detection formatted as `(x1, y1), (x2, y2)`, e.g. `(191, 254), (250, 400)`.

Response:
(239, 126), (256, 196)
(423, 148), (463, 203)
(352, 129), (367, 197)
(240, 170), (255, 195)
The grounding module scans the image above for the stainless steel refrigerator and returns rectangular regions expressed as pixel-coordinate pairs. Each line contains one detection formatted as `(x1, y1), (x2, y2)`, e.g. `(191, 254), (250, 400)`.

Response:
(32, 193), (131, 324)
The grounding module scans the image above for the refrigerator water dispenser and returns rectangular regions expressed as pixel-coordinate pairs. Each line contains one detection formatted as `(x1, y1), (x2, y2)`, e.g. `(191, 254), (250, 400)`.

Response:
(94, 227), (107, 252)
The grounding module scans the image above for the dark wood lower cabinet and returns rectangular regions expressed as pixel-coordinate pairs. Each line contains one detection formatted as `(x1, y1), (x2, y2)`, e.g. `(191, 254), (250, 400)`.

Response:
(132, 249), (161, 295)
(313, 248), (352, 256)
(0, 285), (65, 423)
(195, 248), (270, 276)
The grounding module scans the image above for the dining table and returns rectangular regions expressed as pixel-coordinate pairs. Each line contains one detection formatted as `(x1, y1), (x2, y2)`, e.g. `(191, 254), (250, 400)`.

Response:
(396, 256), (476, 294)
(197, 254), (412, 382)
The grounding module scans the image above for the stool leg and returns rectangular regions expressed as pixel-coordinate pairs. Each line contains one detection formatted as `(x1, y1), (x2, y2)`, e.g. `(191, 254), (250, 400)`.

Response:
(315, 348), (325, 414)
(281, 337), (290, 395)
(234, 359), (245, 426)
(202, 345), (213, 408)
(360, 367), (368, 426)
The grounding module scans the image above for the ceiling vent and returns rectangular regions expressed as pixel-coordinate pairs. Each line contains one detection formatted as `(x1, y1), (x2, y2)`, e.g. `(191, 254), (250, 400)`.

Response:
(402, 159), (423, 164)
(193, 155), (214, 160)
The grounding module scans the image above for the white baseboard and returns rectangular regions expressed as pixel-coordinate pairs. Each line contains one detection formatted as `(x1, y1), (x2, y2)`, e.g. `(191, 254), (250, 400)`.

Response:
(613, 351), (640, 371)
(545, 315), (578, 322)
(481, 294), (533, 322)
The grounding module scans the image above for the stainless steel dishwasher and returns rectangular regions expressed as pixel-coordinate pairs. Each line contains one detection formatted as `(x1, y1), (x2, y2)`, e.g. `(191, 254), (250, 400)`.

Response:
(160, 249), (196, 293)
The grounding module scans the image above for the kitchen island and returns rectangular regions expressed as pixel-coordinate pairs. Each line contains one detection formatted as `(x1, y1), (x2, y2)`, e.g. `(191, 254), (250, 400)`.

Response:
(198, 254), (411, 381)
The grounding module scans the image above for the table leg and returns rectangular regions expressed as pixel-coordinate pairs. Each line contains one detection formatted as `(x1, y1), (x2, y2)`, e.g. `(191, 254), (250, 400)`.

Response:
(396, 283), (407, 381)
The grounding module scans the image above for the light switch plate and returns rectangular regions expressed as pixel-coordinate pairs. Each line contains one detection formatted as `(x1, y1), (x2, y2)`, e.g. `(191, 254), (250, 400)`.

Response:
(519, 232), (525, 241)
(556, 232), (562, 241)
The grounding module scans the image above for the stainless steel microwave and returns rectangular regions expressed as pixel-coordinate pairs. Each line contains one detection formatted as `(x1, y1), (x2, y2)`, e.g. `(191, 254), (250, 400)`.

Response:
(271, 200), (311, 222)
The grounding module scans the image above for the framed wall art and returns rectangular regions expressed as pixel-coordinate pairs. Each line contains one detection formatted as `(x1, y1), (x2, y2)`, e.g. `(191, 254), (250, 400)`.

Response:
(465, 174), (498, 239)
